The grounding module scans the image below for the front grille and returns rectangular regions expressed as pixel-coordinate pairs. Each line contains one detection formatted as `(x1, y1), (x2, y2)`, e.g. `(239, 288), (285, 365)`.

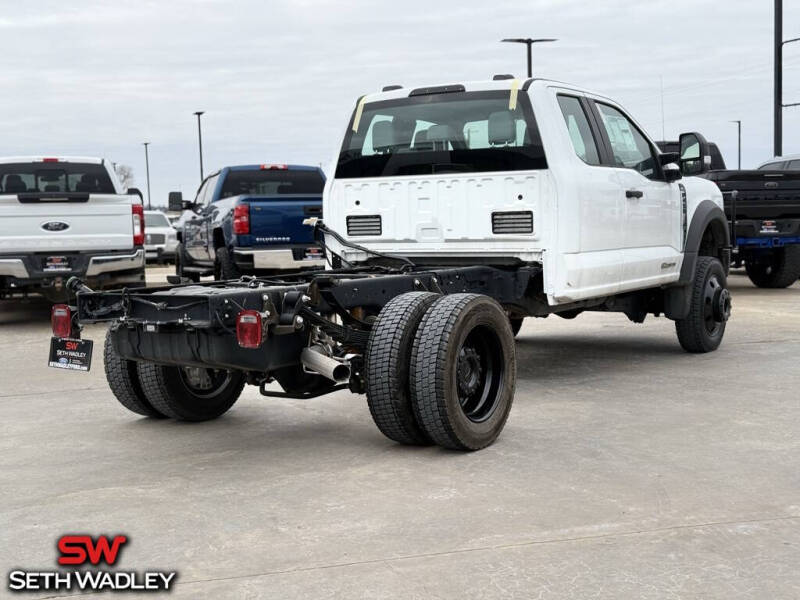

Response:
(492, 211), (533, 234)
(146, 233), (166, 245)
(347, 215), (382, 236)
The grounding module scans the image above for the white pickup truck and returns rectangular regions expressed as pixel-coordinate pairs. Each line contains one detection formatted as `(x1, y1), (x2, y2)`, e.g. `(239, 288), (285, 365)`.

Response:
(56, 78), (732, 451)
(0, 157), (146, 301)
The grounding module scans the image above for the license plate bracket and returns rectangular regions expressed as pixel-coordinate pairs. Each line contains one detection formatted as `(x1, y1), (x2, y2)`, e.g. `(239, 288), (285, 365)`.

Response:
(48, 337), (93, 371)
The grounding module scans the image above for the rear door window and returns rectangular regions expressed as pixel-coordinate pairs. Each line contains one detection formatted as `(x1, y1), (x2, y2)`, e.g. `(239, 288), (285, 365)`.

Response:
(557, 95), (600, 166)
(595, 103), (659, 179)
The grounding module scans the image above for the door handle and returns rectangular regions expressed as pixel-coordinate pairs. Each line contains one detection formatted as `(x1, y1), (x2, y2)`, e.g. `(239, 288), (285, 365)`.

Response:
(626, 190), (643, 199)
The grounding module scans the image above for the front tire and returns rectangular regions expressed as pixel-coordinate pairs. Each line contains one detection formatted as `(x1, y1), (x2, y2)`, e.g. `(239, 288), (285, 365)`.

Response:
(410, 294), (516, 451)
(103, 328), (164, 418)
(675, 256), (730, 353)
(365, 291), (440, 445)
(744, 247), (800, 288)
(137, 363), (245, 421)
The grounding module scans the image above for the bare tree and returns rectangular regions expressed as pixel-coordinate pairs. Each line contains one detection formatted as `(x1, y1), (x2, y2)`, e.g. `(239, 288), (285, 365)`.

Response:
(115, 164), (135, 189)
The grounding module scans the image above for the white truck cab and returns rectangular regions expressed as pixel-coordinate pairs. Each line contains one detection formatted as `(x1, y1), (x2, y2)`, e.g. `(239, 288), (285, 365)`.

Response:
(0, 156), (146, 300)
(326, 78), (726, 308)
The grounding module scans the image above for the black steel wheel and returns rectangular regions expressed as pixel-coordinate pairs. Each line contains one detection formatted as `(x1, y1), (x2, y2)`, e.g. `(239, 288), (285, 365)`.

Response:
(137, 363), (245, 421)
(365, 291), (440, 445)
(675, 256), (730, 353)
(410, 294), (516, 451)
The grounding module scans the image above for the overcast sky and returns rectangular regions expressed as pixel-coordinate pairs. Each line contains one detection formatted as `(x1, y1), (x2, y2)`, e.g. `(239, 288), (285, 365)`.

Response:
(1, 0), (798, 206)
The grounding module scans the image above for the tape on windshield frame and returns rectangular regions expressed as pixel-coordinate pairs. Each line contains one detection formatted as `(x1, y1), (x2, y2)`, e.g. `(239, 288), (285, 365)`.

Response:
(352, 96), (367, 132)
(509, 79), (519, 110)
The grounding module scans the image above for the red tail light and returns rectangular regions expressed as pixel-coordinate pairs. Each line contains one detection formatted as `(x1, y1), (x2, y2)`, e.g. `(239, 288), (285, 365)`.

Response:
(260, 163), (287, 170)
(51, 304), (72, 338)
(233, 203), (250, 235)
(236, 310), (262, 348)
(132, 203), (145, 246)
(42, 157), (60, 163)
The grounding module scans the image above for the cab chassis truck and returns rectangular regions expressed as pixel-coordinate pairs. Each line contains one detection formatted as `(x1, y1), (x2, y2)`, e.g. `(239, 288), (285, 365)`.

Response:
(51, 78), (732, 451)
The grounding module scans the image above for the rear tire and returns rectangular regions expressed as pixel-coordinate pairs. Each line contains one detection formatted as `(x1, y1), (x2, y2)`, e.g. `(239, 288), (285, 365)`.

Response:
(176, 243), (200, 283)
(365, 291), (440, 445)
(137, 363), (245, 421)
(744, 247), (800, 288)
(410, 294), (516, 451)
(103, 328), (164, 418)
(214, 247), (241, 281)
(675, 256), (730, 353)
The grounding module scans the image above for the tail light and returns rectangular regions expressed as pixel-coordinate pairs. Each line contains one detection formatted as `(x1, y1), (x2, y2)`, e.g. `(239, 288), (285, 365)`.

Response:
(132, 203), (145, 246)
(51, 304), (72, 338)
(233, 203), (250, 235)
(260, 164), (287, 170)
(236, 310), (262, 348)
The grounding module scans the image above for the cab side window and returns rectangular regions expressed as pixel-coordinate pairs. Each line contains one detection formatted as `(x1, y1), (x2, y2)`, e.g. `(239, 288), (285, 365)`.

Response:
(595, 103), (659, 180)
(557, 95), (600, 166)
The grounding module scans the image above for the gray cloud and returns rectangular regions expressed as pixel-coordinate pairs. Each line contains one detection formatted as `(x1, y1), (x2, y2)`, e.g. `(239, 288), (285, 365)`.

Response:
(0, 0), (797, 204)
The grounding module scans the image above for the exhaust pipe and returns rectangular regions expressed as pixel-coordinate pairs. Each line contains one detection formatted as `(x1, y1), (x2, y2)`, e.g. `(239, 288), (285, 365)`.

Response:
(301, 346), (351, 383)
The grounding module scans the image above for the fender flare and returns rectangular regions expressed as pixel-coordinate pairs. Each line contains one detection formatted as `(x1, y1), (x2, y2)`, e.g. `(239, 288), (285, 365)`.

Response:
(664, 199), (730, 320)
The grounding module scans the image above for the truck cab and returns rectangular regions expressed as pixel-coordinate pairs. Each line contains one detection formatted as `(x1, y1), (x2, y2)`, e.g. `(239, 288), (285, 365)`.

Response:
(172, 164), (325, 280)
(327, 79), (727, 305)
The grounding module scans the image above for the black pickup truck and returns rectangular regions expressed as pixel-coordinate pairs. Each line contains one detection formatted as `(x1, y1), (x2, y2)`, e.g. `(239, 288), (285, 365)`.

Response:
(659, 134), (800, 288)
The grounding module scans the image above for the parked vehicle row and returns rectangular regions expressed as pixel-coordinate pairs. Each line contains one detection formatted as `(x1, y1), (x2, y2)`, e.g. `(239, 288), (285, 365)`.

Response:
(52, 77), (735, 451)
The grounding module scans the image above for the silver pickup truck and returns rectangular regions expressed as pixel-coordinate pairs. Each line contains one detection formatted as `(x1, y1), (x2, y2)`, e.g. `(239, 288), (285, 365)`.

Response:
(0, 156), (146, 301)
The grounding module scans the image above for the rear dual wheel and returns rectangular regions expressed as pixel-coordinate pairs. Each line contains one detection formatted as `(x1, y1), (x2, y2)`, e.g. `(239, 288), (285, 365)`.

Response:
(104, 326), (244, 421)
(365, 292), (516, 451)
(744, 246), (800, 289)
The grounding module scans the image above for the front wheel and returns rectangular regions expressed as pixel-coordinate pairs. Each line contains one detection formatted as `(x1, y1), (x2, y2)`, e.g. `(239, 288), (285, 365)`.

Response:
(410, 294), (516, 451)
(675, 256), (730, 353)
(137, 363), (245, 421)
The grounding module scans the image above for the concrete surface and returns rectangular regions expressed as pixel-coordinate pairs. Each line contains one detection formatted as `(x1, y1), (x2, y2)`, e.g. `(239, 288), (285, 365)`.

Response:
(1, 269), (799, 599)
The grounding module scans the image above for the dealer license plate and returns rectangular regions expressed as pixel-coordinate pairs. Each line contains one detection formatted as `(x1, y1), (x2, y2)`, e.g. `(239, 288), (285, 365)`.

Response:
(44, 255), (71, 272)
(48, 337), (93, 371)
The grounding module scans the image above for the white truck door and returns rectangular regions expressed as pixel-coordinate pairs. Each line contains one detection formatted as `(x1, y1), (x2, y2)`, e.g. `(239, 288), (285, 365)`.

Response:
(548, 93), (624, 302)
(591, 101), (681, 290)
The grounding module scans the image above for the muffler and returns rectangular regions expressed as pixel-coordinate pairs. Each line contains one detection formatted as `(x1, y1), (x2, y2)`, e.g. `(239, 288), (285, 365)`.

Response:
(301, 346), (351, 383)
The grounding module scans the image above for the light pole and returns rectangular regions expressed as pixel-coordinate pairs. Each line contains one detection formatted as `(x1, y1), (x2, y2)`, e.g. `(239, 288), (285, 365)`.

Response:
(501, 38), (557, 78)
(774, 0), (800, 156)
(194, 111), (205, 181)
(142, 142), (151, 210)
(730, 121), (741, 169)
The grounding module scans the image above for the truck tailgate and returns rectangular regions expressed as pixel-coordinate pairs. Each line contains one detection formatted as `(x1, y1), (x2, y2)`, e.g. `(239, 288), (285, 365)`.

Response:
(242, 195), (321, 245)
(712, 171), (800, 220)
(0, 194), (134, 253)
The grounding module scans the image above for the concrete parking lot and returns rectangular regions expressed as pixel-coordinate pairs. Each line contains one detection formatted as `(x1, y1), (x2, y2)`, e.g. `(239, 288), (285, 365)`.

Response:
(1, 269), (798, 599)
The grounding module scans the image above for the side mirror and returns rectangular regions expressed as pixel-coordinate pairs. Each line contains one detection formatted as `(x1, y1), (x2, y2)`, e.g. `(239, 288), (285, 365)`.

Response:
(127, 187), (144, 201)
(168, 191), (184, 212)
(663, 163), (682, 183)
(678, 132), (711, 175)
(182, 200), (195, 211)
